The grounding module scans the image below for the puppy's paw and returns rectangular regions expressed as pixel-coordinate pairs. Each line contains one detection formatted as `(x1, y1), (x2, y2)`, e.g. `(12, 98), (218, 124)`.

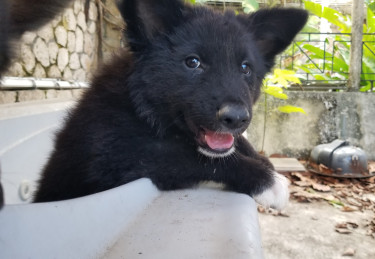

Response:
(253, 171), (289, 211)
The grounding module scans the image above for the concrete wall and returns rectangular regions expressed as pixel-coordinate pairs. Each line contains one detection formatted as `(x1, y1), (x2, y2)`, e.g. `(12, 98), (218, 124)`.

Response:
(247, 92), (375, 160)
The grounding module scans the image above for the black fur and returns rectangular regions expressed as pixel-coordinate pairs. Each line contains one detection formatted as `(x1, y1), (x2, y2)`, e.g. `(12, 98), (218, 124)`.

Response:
(34, 0), (308, 202)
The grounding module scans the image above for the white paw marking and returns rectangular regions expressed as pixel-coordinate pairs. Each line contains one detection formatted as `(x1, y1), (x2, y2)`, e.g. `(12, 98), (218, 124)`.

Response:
(253, 171), (290, 211)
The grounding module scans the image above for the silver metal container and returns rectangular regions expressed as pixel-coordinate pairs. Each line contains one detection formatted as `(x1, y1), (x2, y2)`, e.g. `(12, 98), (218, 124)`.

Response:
(309, 139), (370, 178)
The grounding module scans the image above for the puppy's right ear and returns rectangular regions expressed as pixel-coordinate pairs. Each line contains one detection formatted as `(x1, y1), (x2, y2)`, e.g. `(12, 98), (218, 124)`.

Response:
(118, 0), (187, 52)
(238, 8), (308, 70)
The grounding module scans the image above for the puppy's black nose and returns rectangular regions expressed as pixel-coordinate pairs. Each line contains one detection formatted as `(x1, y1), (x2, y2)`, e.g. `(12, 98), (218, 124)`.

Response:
(217, 104), (250, 129)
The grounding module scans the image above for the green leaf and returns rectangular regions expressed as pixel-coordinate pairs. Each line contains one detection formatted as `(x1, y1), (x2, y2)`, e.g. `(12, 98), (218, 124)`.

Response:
(329, 199), (345, 207)
(321, 7), (351, 33)
(302, 44), (332, 59)
(367, 8), (375, 33)
(360, 84), (372, 92)
(304, 1), (322, 17)
(367, 1), (375, 13)
(278, 105), (306, 114)
(304, 1), (351, 33)
(313, 74), (330, 81)
(331, 57), (349, 73)
(301, 16), (321, 33)
(242, 0), (259, 13)
(267, 69), (301, 87)
(263, 86), (288, 99)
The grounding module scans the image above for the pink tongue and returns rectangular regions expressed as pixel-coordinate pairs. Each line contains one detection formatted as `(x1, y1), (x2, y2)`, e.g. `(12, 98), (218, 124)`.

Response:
(204, 131), (234, 150)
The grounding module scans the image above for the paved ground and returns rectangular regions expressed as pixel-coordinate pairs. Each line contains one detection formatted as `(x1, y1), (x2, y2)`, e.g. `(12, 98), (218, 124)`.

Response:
(258, 199), (375, 259)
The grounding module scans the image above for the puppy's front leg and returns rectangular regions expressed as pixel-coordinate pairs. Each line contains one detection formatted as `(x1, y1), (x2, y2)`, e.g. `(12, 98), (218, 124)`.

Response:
(253, 170), (289, 211)
(234, 136), (289, 210)
(145, 136), (289, 210)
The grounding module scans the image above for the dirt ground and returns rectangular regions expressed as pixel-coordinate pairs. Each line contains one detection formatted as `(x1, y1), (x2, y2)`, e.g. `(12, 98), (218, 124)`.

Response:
(258, 171), (375, 259)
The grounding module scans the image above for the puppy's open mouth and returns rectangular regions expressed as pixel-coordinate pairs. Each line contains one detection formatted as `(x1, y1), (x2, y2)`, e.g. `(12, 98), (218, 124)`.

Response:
(196, 128), (235, 158)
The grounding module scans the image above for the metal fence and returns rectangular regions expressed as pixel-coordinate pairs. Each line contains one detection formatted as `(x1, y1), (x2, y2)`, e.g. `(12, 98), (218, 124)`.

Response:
(278, 32), (375, 91)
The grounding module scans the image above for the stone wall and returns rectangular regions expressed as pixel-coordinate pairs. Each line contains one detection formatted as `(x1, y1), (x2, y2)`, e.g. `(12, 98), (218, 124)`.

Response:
(247, 92), (375, 160)
(4, 0), (99, 81)
(101, 0), (125, 62)
(0, 89), (86, 104)
(0, 0), (124, 104)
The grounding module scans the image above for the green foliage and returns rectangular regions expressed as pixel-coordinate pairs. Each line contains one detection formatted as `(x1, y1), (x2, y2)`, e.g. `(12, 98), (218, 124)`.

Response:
(184, 0), (196, 4)
(242, 0), (259, 13)
(304, 1), (351, 33)
(263, 69), (306, 114)
(192, 0), (259, 13)
(365, 0), (375, 13)
(278, 105), (306, 114)
(298, 1), (375, 91)
(260, 69), (306, 152)
(269, 69), (302, 87)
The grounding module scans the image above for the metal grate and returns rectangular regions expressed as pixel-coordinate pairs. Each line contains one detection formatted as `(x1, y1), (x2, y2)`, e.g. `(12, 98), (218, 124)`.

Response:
(278, 32), (375, 91)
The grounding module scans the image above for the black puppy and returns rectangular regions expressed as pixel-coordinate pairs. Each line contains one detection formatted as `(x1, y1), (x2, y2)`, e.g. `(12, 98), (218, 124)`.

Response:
(34, 0), (308, 210)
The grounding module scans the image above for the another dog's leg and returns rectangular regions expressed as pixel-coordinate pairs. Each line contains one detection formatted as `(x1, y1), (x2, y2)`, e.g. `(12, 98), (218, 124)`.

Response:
(1, 0), (74, 75)
(9, 0), (73, 35)
(0, 0), (10, 75)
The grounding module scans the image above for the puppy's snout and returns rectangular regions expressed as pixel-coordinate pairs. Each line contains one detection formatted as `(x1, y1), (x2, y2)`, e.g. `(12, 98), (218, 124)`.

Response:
(217, 104), (250, 130)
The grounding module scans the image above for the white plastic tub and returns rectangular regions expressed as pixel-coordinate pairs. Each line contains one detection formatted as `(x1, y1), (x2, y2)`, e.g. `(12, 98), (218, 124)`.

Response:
(0, 100), (263, 258)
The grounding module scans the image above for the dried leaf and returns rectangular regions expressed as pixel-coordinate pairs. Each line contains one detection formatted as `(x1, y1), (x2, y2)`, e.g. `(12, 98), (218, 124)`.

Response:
(342, 248), (356, 256)
(291, 172), (311, 182)
(312, 182), (331, 192)
(336, 222), (358, 230)
(294, 181), (311, 187)
(323, 194), (336, 201)
(347, 222), (359, 229)
(347, 197), (363, 207)
(273, 211), (290, 217)
(324, 177), (340, 185)
(336, 222), (348, 229)
(341, 206), (358, 212)
(319, 164), (335, 174)
(336, 228), (352, 234)
(257, 206), (266, 213)
(362, 194), (375, 203)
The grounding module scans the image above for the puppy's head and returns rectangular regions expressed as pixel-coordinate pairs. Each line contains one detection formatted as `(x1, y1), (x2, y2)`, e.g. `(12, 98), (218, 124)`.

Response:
(119, 0), (308, 158)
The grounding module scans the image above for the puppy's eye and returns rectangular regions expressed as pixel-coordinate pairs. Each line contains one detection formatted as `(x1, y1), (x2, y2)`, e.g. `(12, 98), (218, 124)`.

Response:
(241, 62), (252, 75)
(185, 57), (201, 69)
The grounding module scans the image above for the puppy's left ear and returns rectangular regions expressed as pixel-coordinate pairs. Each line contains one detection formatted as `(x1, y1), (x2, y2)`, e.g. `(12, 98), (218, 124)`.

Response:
(239, 8), (308, 68)
(118, 0), (188, 52)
